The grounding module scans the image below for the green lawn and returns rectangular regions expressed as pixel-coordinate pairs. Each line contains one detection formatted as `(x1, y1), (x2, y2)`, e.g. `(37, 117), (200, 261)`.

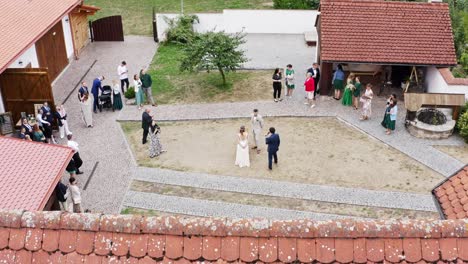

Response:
(147, 43), (272, 104)
(85, 0), (273, 35)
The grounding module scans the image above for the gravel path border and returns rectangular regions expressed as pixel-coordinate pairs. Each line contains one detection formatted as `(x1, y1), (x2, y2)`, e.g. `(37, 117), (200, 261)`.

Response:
(123, 191), (361, 220)
(132, 167), (437, 212)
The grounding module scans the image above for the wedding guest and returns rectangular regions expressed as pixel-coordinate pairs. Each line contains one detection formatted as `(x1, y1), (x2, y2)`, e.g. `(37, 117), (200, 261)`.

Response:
(142, 108), (152, 144)
(353, 76), (362, 110)
(304, 72), (315, 108)
(360, 84), (374, 120)
(68, 177), (82, 213)
(140, 68), (156, 106)
(118, 61), (129, 93)
(333, 64), (345, 100)
(265, 127), (280, 170)
(80, 94), (93, 128)
(381, 94), (397, 125)
(54, 105), (72, 139)
(41, 102), (56, 143)
(342, 73), (355, 106)
(134, 74), (144, 110)
(149, 120), (164, 158)
(272, 68), (283, 102)
(18, 127), (27, 139)
(382, 98), (398, 134)
(67, 134), (83, 175)
(36, 108), (48, 131)
(235, 126), (250, 168)
(112, 80), (124, 110)
(32, 124), (45, 142)
(21, 118), (33, 138)
(307, 63), (321, 99)
(251, 109), (264, 154)
(78, 81), (89, 102)
(55, 181), (68, 211)
(285, 64), (295, 98)
(91, 76), (105, 113)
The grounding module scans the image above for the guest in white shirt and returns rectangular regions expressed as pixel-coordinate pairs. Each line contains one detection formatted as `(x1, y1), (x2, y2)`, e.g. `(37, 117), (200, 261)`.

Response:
(36, 108), (49, 130)
(67, 134), (83, 174)
(117, 61), (129, 93)
(55, 105), (72, 139)
(68, 177), (82, 213)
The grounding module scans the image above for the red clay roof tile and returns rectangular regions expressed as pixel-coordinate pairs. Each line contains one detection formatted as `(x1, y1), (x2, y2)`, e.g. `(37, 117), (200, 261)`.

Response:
(183, 236), (202, 260)
(319, 0), (457, 66)
(15, 249), (32, 263)
(4, 211), (468, 263)
(0, 249), (15, 263)
(433, 167), (468, 219)
(202, 236), (221, 260)
(0, 228), (9, 250)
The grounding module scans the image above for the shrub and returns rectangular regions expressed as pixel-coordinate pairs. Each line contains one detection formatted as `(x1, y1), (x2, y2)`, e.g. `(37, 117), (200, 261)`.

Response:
(125, 87), (135, 99)
(273, 0), (319, 9)
(457, 110), (468, 142)
(164, 15), (199, 44)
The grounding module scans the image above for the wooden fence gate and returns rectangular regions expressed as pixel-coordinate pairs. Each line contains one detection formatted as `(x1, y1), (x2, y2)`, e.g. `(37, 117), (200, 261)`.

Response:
(0, 68), (55, 124)
(90, 15), (124, 41)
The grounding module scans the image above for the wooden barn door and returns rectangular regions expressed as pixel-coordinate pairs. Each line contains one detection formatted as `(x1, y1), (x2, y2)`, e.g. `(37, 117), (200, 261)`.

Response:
(70, 12), (90, 56)
(35, 21), (69, 82)
(91, 16), (124, 41)
(0, 68), (55, 123)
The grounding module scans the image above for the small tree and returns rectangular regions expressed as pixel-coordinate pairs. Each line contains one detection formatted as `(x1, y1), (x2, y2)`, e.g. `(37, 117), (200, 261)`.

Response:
(180, 31), (248, 86)
(164, 15), (199, 44)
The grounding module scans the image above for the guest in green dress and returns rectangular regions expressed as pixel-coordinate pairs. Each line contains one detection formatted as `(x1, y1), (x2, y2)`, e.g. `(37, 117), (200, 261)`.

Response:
(342, 73), (355, 106)
(332, 64), (345, 100)
(112, 80), (123, 110)
(381, 99), (398, 134)
(285, 64), (295, 98)
(352, 76), (362, 110)
(32, 124), (45, 143)
(133, 74), (144, 110)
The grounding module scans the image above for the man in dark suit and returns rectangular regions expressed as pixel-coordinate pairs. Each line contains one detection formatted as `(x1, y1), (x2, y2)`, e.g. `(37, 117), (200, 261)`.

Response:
(91, 76), (104, 113)
(265, 127), (280, 170)
(141, 108), (153, 144)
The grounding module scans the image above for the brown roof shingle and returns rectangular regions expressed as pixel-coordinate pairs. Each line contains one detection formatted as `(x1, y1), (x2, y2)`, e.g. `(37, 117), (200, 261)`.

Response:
(0, 137), (74, 211)
(433, 166), (468, 219)
(2, 210), (468, 263)
(319, 0), (457, 66)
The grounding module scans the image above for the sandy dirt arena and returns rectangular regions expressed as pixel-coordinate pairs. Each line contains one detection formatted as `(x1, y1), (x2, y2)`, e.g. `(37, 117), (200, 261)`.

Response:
(122, 117), (443, 193)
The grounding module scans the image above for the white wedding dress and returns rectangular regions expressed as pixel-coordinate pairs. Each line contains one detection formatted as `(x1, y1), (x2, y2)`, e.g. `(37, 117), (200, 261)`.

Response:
(235, 133), (250, 168)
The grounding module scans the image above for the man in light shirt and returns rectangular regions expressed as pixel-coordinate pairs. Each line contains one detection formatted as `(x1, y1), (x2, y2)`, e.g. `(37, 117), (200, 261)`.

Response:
(67, 134), (83, 175)
(118, 61), (129, 93)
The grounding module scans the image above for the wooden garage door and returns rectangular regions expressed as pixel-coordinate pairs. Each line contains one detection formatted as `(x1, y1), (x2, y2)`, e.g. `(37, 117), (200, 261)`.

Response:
(35, 21), (69, 82)
(0, 68), (55, 124)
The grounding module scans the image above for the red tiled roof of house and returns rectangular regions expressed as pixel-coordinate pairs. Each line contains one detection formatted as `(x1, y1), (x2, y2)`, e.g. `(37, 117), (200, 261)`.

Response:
(1, 210), (468, 263)
(0, 0), (81, 74)
(438, 68), (468, 86)
(433, 166), (468, 220)
(319, 0), (457, 66)
(0, 137), (74, 211)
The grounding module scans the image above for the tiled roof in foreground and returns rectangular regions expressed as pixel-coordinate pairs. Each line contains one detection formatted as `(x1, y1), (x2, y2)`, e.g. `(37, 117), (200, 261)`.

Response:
(432, 166), (468, 219)
(319, 0), (457, 66)
(1, 211), (468, 263)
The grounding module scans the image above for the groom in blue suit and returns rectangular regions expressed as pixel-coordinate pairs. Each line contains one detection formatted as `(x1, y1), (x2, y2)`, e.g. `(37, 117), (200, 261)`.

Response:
(265, 127), (280, 170)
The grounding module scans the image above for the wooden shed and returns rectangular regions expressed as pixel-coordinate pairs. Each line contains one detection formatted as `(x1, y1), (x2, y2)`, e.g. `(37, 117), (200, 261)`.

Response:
(69, 4), (100, 58)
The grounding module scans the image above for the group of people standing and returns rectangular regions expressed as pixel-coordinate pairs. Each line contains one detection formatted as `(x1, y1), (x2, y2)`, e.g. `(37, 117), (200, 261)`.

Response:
(235, 109), (281, 170)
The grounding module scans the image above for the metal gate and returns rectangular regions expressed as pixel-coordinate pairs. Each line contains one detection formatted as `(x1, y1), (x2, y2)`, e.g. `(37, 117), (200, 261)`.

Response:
(90, 15), (124, 41)
(0, 68), (55, 123)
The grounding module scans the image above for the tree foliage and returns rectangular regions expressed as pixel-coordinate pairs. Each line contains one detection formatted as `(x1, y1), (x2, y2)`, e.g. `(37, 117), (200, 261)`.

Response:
(164, 15), (199, 44)
(273, 0), (320, 9)
(180, 31), (248, 86)
(448, 0), (468, 76)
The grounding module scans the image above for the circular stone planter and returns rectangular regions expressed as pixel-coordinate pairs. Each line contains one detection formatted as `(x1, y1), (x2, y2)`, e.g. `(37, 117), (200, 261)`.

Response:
(407, 109), (455, 139)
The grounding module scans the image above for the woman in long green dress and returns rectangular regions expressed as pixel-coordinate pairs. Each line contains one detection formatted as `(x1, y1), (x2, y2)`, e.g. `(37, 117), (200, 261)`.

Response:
(352, 76), (362, 110)
(285, 64), (295, 98)
(133, 74), (144, 110)
(112, 80), (123, 110)
(342, 73), (355, 106)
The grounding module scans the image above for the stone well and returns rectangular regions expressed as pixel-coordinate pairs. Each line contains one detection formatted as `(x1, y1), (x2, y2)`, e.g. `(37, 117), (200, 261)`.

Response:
(407, 108), (456, 139)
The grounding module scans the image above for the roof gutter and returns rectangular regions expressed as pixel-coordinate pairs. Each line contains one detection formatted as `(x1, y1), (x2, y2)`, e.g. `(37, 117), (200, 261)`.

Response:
(320, 60), (457, 67)
(0, 0), (82, 75)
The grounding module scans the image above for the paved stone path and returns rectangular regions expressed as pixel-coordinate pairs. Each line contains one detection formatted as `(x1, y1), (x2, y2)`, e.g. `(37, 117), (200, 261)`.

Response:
(123, 191), (360, 220)
(132, 167), (437, 212)
(52, 36), (157, 213)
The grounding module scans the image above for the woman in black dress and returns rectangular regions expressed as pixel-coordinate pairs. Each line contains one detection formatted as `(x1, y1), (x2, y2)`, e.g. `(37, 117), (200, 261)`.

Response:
(272, 68), (283, 102)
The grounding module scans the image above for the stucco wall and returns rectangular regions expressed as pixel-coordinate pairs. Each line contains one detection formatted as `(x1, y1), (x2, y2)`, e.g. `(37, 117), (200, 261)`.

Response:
(7, 44), (39, 68)
(426, 66), (468, 101)
(156, 10), (318, 41)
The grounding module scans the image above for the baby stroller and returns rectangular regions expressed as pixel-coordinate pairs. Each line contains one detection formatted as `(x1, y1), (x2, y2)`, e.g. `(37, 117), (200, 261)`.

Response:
(98, 85), (114, 112)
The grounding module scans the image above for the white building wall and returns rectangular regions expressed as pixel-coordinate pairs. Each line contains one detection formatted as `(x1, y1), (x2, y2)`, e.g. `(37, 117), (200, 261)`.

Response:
(0, 88), (4, 113)
(7, 44), (39, 68)
(62, 15), (75, 59)
(156, 10), (318, 41)
(426, 66), (468, 100)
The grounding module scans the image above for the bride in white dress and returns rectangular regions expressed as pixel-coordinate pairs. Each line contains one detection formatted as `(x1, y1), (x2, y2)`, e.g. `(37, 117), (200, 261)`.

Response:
(235, 126), (250, 167)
